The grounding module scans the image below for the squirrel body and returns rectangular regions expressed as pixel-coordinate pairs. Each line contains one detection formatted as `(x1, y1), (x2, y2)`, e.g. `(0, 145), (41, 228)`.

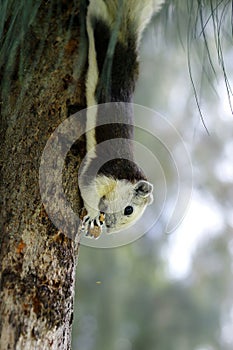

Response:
(79, 0), (164, 237)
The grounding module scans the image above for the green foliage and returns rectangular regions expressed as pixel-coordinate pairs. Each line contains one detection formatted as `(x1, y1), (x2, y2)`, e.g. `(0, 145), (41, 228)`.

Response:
(0, 1), (41, 94)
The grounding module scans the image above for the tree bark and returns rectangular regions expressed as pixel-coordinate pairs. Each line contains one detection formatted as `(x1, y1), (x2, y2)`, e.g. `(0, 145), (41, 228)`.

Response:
(0, 1), (86, 349)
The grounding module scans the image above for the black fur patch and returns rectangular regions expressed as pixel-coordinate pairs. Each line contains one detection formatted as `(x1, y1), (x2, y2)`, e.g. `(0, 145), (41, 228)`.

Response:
(92, 18), (138, 103)
(94, 100), (134, 143)
(98, 158), (147, 182)
(85, 15), (145, 183)
(82, 155), (147, 185)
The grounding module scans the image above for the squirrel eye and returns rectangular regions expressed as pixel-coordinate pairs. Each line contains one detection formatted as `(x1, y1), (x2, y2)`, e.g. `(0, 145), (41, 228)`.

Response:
(124, 206), (133, 216)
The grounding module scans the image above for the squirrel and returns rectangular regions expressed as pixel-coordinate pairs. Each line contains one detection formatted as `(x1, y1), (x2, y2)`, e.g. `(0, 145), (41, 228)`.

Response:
(78, 0), (164, 238)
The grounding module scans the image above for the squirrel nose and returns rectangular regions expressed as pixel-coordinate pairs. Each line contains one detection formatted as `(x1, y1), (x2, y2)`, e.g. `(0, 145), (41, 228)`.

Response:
(105, 215), (116, 227)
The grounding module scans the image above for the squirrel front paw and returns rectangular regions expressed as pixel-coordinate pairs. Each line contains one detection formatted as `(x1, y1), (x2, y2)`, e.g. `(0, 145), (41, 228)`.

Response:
(80, 211), (105, 239)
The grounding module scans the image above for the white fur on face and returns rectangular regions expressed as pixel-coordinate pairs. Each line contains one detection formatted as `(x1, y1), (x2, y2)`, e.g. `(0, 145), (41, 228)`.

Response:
(80, 175), (153, 234)
(101, 179), (153, 233)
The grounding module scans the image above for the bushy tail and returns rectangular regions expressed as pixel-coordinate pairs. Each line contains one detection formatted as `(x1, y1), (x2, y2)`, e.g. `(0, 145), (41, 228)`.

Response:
(87, 0), (164, 48)
(86, 0), (164, 105)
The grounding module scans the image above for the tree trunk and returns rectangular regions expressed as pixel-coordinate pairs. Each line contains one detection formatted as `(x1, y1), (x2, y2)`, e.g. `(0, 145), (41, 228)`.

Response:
(0, 1), (86, 349)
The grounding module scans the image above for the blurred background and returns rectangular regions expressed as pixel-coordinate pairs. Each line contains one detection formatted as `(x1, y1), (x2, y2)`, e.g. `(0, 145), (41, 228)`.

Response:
(72, 1), (233, 349)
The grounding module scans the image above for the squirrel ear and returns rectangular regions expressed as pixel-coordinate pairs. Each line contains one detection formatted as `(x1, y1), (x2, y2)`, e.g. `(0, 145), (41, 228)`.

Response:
(134, 180), (153, 198)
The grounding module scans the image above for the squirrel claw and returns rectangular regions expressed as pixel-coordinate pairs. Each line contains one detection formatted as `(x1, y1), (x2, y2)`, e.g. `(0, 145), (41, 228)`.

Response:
(86, 224), (101, 239)
(81, 212), (105, 239)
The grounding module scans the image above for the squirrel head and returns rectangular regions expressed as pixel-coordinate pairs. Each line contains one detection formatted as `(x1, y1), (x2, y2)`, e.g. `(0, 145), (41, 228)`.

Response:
(97, 177), (153, 233)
